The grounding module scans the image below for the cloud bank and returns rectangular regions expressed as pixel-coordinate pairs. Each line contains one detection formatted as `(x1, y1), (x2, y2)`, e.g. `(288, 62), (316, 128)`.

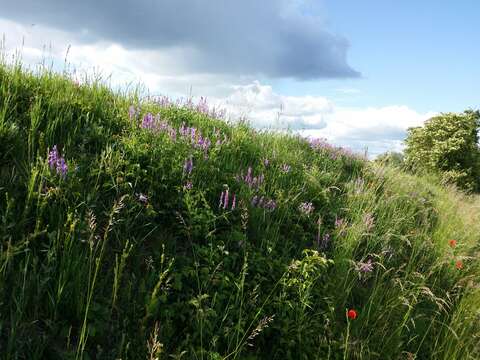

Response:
(0, 0), (359, 79)
(218, 82), (436, 156)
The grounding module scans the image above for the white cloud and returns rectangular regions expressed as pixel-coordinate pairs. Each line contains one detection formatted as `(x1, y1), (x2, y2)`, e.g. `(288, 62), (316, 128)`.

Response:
(216, 82), (436, 156)
(1, 18), (436, 157)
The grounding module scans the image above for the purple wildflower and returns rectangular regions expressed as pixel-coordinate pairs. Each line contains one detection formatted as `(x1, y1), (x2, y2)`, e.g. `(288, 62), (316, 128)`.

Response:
(335, 218), (345, 228)
(251, 195), (276, 211)
(219, 189), (236, 210)
(56, 157), (68, 178)
(223, 189), (229, 209)
(317, 233), (331, 251)
(48, 145), (59, 169)
(141, 113), (155, 129)
(219, 191), (225, 208)
(196, 97), (209, 114)
(281, 164), (291, 173)
(47, 145), (68, 178)
(137, 193), (148, 204)
(184, 181), (193, 190)
(356, 259), (374, 273)
(183, 157), (194, 175)
(299, 202), (314, 215)
(263, 158), (270, 167)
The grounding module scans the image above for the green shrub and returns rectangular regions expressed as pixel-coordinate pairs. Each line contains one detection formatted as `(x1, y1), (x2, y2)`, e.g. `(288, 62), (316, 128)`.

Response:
(404, 110), (480, 192)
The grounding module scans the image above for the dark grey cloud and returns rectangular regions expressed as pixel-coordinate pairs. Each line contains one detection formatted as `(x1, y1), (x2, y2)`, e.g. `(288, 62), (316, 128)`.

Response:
(0, 0), (359, 79)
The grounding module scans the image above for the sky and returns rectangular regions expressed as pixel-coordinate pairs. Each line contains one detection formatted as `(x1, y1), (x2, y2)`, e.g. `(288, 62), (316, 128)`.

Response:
(0, 0), (478, 156)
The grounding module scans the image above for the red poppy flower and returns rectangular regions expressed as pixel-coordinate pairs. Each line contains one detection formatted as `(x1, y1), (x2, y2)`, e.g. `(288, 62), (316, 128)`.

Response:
(455, 260), (463, 270)
(347, 309), (357, 320)
(449, 239), (457, 248)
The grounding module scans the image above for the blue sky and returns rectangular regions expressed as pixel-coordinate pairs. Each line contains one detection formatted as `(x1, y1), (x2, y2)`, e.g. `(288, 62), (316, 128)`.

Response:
(277, 0), (480, 113)
(0, 0), (477, 156)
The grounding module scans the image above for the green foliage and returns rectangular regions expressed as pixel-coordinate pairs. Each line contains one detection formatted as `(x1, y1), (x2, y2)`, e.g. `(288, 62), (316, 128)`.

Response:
(375, 151), (404, 168)
(404, 110), (480, 192)
(0, 62), (479, 360)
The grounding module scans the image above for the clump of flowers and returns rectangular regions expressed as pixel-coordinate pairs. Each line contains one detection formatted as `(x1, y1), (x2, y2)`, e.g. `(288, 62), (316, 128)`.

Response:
(219, 189), (236, 210)
(141, 113), (155, 129)
(236, 167), (264, 189)
(298, 202), (314, 216)
(251, 195), (277, 211)
(48, 145), (68, 178)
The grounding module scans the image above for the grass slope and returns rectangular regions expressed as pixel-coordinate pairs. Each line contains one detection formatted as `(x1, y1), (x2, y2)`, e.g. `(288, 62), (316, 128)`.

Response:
(0, 63), (479, 359)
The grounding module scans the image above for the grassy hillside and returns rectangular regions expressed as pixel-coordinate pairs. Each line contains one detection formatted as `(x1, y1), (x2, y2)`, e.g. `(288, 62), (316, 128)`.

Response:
(0, 63), (479, 360)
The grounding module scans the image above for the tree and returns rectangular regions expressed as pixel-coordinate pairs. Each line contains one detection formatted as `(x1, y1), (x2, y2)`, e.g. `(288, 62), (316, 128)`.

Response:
(404, 110), (480, 192)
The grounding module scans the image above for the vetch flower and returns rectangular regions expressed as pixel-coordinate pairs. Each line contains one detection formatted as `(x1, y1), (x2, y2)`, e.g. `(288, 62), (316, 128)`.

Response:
(183, 181), (193, 190)
(219, 189), (236, 210)
(141, 113), (155, 129)
(47, 145), (68, 178)
(48, 145), (59, 169)
(56, 157), (68, 178)
(347, 309), (357, 320)
(356, 259), (374, 273)
(317, 233), (331, 251)
(137, 193), (148, 204)
(183, 157), (194, 175)
(223, 189), (229, 209)
(335, 218), (345, 228)
(299, 202), (314, 215)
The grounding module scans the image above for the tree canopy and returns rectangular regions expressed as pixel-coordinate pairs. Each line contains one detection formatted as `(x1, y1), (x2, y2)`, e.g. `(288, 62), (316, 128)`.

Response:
(404, 110), (480, 192)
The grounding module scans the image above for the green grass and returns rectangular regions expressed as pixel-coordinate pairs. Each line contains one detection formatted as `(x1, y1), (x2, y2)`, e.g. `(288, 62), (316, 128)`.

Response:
(0, 61), (479, 359)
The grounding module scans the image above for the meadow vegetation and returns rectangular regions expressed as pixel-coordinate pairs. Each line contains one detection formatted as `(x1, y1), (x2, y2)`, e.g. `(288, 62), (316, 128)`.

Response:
(0, 62), (479, 359)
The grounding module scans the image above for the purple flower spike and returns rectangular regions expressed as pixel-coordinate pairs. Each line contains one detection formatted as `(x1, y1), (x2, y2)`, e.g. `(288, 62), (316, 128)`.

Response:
(223, 189), (229, 209)
(48, 145), (68, 178)
(232, 194), (236, 210)
(141, 113), (155, 129)
(299, 202), (314, 215)
(56, 157), (68, 178)
(48, 145), (59, 169)
(183, 157), (194, 175)
(219, 191), (225, 208)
